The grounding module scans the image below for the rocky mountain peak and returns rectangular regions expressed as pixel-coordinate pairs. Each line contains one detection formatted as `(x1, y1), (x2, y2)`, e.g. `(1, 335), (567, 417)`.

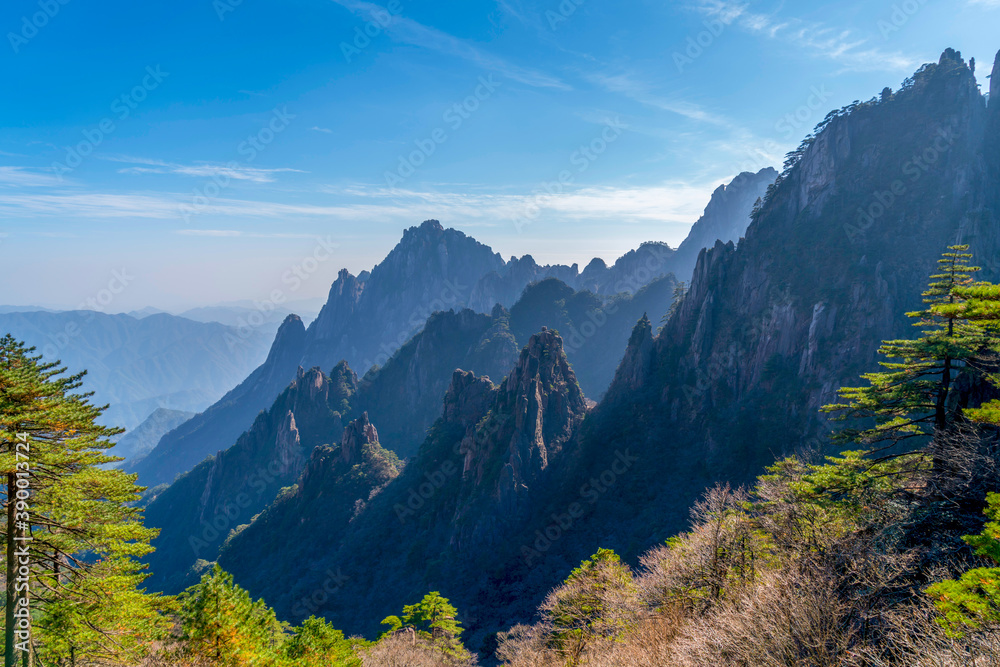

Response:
(418, 218), (444, 233)
(606, 313), (656, 401)
(340, 412), (379, 465)
(940, 47), (965, 66)
(442, 370), (497, 426)
(308, 270), (364, 344)
(494, 329), (587, 481)
(265, 314), (306, 363)
(670, 167), (775, 282)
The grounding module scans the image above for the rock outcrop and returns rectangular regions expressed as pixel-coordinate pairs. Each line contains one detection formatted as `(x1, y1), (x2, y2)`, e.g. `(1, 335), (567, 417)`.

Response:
(143, 364), (357, 592)
(669, 167), (777, 282)
(218, 413), (402, 608)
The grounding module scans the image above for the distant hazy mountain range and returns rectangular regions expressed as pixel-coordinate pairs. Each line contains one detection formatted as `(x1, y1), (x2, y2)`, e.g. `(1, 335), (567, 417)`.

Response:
(111, 407), (196, 467)
(0, 311), (276, 438)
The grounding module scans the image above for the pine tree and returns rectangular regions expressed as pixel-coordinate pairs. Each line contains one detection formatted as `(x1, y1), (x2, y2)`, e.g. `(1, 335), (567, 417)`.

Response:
(542, 548), (637, 666)
(179, 564), (287, 665)
(284, 616), (362, 667)
(927, 492), (1000, 634)
(0, 335), (169, 665)
(823, 246), (987, 453)
(381, 591), (469, 658)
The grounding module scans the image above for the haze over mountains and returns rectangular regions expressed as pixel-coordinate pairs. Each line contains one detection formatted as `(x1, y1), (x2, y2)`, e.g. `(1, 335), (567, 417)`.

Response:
(0, 310), (275, 433)
(123, 48), (1000, 655)
(128, 166), (773, 488)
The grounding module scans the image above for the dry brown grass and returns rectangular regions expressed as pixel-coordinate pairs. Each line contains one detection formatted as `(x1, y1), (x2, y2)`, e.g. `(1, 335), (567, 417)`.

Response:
(671, 565), (850, 667)
(359, 632), (478, 667)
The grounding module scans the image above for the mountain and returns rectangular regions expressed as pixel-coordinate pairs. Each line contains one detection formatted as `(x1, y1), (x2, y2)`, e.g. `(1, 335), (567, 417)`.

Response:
(353, 307), (520, 459)
(206, 49), (999, 655)
(506, 275), (677, 399)
(216, 412), (403, 611)
(217, 329), (589, 637)
(141, 306), (520, 590)
(0, 310), (273, 435)
(507, 46), (1000, 635)
(142, 363), (359, 592)
(132, 212), (715, 487)
(668, 167), (778, 282)
(111, 407), (195, 466)
(141, 267), (689, 591)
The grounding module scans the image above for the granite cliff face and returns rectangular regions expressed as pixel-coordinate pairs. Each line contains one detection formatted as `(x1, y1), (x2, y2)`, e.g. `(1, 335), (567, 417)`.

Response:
(559, 50), (1000, 570)
(353, 307), (520, 459)
(451, 329), (588, 549)
(644, 49), (995, 458)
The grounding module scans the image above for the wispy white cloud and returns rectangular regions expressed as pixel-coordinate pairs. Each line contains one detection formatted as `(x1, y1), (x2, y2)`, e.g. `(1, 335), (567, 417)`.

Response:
(585, 71), (736, 127)
(325, 180), (719, 227)
(177, 229), (324, 238)
(0, 191), (406, 220)
(695, 0), (920, 72)
(311, 126), (333, 134)
(968, 0), (1000, 7)
(105, 156), (304, 183)
(0, 179), (722, 236)
(0, 167), (65, 188)
(177, 229), (243, 237)
(329, 0), (570, 90)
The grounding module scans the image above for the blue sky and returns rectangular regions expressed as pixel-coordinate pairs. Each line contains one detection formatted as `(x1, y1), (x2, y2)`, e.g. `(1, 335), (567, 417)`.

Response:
(1, 0), (997, 311)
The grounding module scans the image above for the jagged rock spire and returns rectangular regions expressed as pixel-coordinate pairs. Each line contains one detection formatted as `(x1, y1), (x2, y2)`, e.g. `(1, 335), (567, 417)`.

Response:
(340, 412), (379, 465)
